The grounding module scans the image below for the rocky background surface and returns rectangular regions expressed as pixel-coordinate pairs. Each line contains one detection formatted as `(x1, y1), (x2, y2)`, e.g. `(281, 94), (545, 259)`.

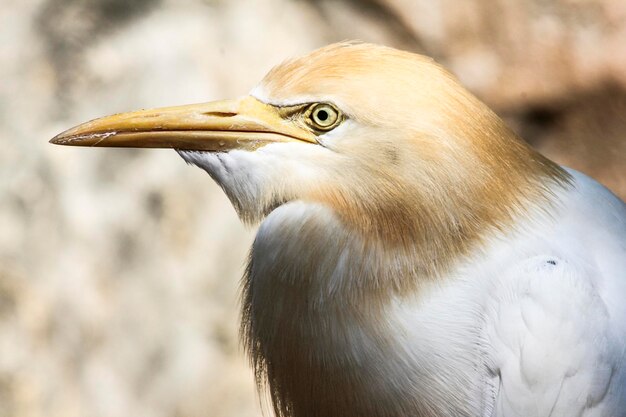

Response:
(1, 1), (625, 416)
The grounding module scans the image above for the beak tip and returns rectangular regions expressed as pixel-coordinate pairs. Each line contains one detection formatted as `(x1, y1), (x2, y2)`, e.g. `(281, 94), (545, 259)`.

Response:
(49, 131), (77, 146)
(49, 125), (81, 146)
(48, 127), (117, 147)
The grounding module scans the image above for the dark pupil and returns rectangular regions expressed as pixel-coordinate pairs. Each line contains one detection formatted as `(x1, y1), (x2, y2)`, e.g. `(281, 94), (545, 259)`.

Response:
(317, 110), (329, 121)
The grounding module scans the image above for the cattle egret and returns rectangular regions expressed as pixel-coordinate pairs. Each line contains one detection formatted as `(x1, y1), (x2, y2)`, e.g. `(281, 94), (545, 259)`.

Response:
(51, 43), (626, 417)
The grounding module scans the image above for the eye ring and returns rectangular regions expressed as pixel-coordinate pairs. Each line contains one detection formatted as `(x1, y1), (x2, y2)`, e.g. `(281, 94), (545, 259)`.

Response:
(306, 103), (342, 131)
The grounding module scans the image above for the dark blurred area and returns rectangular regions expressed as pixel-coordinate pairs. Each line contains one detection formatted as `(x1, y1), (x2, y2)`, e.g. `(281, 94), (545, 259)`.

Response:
(1, 0), (624, 416)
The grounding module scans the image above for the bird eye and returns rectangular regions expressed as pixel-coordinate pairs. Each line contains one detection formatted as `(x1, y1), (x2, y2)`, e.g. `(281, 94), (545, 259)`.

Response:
(307, 103), (342, 131)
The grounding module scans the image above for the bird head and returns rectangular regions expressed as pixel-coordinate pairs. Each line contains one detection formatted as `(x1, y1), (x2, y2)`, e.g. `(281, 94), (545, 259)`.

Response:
(51, 42), (566, 256)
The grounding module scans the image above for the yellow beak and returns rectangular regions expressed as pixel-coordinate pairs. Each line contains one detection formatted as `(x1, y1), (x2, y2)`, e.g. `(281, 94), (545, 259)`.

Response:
(50, 96), (316, 151)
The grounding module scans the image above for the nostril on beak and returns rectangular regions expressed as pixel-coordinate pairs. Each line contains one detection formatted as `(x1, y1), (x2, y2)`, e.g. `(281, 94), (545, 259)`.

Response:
(202, 111), (237, 117)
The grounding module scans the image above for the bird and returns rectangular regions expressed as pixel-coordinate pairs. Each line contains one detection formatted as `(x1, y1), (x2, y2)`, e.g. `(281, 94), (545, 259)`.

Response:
(51, 42), (626, 417)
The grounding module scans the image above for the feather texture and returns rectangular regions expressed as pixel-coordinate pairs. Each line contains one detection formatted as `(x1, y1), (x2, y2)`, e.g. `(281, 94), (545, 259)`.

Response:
(176, 43), (626, 417)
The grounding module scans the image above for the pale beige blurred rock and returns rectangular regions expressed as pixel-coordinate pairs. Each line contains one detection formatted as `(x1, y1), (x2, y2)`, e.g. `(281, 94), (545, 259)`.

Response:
(1, 1), (624, 416)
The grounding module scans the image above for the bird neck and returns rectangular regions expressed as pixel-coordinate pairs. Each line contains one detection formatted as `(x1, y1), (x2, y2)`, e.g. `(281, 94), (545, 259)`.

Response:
(311, 115), (570, 279)
(242, 116), (571, 417)
(242, 203), (490, 417)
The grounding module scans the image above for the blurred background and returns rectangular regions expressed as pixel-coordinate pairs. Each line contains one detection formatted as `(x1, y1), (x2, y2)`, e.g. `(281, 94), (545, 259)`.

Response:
(1, 0), (625, 416)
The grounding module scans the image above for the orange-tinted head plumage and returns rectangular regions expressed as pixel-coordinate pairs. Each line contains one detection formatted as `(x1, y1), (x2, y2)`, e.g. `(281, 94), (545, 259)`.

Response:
(51, 42), (569, 264)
